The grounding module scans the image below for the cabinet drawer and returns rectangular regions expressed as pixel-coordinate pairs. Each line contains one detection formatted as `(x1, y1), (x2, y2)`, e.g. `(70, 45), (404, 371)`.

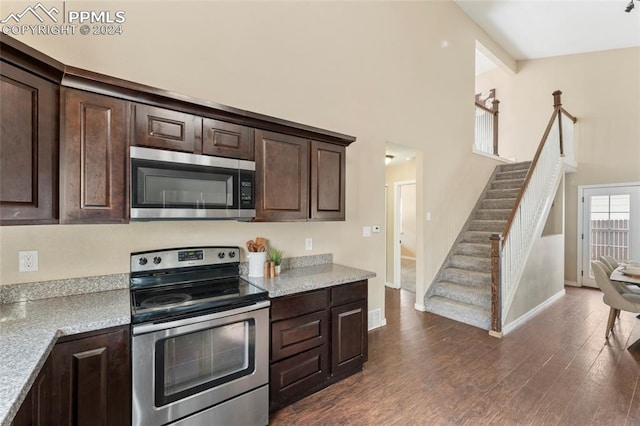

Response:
(331, 280), (367, 306)
(271, 310), (328, 362)
(271, 289), (328, 321)
(270, 345), (329, 411)
(133, 104), (202, 153)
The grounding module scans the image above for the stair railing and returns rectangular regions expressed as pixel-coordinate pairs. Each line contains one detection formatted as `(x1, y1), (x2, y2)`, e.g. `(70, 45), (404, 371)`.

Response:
(490, 91), (577, 335)
(474, 98), (500, 156)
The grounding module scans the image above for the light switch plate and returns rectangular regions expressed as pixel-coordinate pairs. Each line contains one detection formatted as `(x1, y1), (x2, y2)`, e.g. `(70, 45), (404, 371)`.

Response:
(305, 238), (313, 250)
(362, 226), (371, 237)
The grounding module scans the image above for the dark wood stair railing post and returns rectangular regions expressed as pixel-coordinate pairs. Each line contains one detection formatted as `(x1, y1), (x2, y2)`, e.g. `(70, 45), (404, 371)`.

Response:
(492, 99), (500, 156)
(490, 233), (503, 337)
(553, 90), (564, 155)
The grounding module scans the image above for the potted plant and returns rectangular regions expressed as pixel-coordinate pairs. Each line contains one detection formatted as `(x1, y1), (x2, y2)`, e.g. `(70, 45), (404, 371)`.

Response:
(268, 249), (285, 275)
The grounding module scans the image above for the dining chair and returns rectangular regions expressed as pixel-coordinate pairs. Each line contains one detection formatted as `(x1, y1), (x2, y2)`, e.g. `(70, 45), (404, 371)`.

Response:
(591, 261), (640, 338)
(598, 256), (614, 274)
(601, 255), (619, 270)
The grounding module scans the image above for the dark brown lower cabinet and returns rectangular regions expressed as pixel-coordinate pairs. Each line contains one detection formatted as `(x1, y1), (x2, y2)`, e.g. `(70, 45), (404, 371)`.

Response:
(11, 325), (130, 426)
(269, 281), (368, 412)
(11, 357), (52, 426)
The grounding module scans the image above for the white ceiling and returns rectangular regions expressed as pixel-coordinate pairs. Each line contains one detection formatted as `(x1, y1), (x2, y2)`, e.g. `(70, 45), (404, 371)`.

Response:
(456, 0), (640, 60)
(385, 143), (417, 168)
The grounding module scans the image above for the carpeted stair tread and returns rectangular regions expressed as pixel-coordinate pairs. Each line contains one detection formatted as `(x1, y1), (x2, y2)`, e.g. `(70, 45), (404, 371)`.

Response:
(495, 169), (528, 180)
(462, 231), (493, 244)
(498, 161), (531, 172)
(469, 219), (506, 232)
(481, 198), (517, 209)
(431, 281), (491, 308)
(442, 267), (491, 286)
(424, 296), (491, 330)
(486, 188), (521, 199)
(491, 178), (525, 190)
(450, 255), (491, 272)
(455, 242), (491, 257)
(475, 209), (512, 220)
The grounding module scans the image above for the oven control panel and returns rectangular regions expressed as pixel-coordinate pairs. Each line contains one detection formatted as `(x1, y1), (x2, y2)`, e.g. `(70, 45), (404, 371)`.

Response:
(131, 247), (241, 273)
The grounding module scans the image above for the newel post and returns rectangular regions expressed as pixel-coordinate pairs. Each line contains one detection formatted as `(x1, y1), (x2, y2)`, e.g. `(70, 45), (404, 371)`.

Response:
(553, 90), (565, 156)
(492, 99), (500, 157)
(490, 233), (503, 337)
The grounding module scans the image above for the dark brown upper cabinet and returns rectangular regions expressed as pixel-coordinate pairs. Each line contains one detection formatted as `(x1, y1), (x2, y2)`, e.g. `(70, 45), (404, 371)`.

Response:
(254, 131), (346, 222)
(310, 141), (346, 221)
(0, 62), (59, 225)
(133, 103), (202, 153)
(60, 88), (130, 224)
(203, 118), (254, 160)
(255, 130), (310, 221)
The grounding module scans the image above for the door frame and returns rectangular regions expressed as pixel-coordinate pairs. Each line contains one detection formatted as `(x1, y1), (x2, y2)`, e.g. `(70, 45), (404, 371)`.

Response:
(577, 181), (640, 287)
(393, 180), (416, 289)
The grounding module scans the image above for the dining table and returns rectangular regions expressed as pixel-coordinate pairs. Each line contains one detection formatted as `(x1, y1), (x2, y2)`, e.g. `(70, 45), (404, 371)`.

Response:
(610, 265), (640, 287)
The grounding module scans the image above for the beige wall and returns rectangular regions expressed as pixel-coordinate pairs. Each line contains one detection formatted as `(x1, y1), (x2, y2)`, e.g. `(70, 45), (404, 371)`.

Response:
(1, 1), (515, 320)
(477, 47), (640, 283)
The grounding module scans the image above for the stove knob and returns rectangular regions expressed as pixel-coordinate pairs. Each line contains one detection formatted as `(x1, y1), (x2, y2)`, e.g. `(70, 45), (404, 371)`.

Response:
(228, 251), (236, 258)
(218, 252), (226, 259)
(138, 257), (148, 266)
(153, 256), (162, 265)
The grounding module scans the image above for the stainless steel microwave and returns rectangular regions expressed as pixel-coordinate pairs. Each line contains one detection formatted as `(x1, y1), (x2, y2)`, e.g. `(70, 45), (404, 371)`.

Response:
(130, 146), (255, 220)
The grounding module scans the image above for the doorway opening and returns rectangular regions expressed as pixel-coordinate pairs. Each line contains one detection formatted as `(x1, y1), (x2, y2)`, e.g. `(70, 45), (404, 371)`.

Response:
(578, 183), (640, 288)
(384, 143), (418, 296)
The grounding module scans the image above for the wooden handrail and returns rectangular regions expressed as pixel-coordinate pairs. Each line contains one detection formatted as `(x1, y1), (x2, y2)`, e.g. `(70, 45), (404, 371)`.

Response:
(490, 90), (576, 335)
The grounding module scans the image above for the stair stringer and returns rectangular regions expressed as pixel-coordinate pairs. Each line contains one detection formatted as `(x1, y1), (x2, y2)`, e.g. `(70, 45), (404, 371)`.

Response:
(500, 159), (565, 327)
(424, 165), (504, 300)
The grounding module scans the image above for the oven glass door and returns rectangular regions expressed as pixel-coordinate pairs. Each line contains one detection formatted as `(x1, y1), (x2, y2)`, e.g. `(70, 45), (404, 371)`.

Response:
(132, 158), (238, 209)
(131, 303), (269, 426)
(155, 318), (255, 406)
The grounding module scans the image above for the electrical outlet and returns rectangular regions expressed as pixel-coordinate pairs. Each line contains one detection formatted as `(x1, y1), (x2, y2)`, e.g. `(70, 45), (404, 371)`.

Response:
(305, 238), (313, 250)
(362, 226), (371, 237)
(19, 251), (38, 272)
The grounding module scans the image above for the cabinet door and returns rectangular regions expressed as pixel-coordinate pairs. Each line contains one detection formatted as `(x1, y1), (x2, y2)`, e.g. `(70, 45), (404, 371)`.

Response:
(11, 356), (52, 426)
(202, 118), (254, 160)
(133, 104), (202, 153)
(60, 88), (129, 224)
(331, 299), (367, 379)
(254, 130), (309, 221)
(51, 326), (130, 426)
(0, 62), (58, 225)
(269, 345), (329, 412)
(310, 141), (345, 221)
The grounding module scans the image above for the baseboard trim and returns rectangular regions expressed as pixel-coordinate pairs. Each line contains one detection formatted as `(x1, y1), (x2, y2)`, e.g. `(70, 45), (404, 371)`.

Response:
(368, 317), (387, 331)
(385, 282), (400, 289)
(414, 303), (426, 312)
(502, 288), (566, 335)
(488, 330), (503, 339)
(564, 280), (580, 287)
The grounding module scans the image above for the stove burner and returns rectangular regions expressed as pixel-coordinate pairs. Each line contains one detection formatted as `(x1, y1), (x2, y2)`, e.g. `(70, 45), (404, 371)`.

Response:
(141, 293), (192, 308)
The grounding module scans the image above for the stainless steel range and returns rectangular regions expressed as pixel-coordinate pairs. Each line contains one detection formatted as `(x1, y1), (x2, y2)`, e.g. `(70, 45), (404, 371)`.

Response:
(130, 246), (270, 426)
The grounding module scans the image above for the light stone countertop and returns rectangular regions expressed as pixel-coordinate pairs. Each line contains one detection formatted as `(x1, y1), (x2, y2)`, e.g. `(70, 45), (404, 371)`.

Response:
(0, 289), (130, 426)
(243, 263), (376, 298)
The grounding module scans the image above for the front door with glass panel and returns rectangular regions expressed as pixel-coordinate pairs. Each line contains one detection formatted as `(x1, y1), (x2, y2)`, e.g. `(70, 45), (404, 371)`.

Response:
(581, 184), (640, 287)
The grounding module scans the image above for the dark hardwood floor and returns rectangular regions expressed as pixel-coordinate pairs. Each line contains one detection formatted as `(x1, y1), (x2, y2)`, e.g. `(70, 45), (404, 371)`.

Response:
(270, 287), (640, 425)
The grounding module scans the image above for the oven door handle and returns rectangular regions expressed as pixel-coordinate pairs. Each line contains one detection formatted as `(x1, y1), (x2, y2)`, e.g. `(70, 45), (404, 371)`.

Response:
(132, 300), (270, 335)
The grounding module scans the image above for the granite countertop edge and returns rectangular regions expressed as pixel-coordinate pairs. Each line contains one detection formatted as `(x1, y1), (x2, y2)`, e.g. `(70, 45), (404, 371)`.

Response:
(243, 263), (376, 298)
